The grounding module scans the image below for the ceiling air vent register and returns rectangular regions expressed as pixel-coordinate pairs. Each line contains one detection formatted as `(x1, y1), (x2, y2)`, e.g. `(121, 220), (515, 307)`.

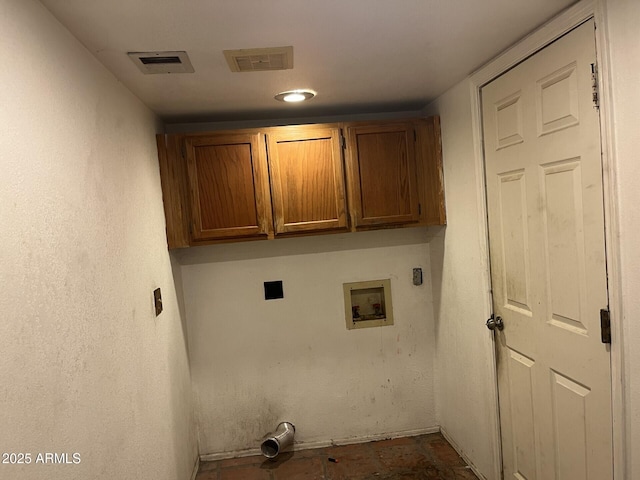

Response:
(223, 46), (293, 72)
(128, 51), (195, 74)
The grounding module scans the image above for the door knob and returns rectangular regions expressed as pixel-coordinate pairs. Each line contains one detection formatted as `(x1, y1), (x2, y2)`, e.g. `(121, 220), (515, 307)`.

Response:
(486, 314), (504, 331)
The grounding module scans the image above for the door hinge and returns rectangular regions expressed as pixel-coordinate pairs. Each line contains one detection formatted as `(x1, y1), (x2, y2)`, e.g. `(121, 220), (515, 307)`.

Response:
(181, 143), (186, 160)
(591, 63), (600, 109)
(413, 129), (417, 142)
(418, 203), (422, 215)
(600, 308), (611, 344)
(341, 135), (346, 149)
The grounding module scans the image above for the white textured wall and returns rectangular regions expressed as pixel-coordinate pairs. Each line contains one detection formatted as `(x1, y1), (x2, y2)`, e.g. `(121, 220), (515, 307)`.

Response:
(176, 228), (436, 456)
(0, 1), (197, 479)
(605, 0), (640, 476)
(425, 81), (499, 479)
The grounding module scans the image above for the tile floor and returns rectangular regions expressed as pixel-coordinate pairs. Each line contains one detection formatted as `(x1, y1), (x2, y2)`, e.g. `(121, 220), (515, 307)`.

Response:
(196, 432), (478, 480)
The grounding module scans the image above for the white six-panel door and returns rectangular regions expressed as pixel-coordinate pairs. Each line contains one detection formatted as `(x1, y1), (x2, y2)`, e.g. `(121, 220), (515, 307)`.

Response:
(482, 19), (612, 480)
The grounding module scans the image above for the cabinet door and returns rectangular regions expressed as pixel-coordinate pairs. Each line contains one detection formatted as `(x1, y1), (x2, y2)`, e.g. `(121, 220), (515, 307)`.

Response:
(266, 125), (348, 235)
(345, 122), (420, 227)
(185, 132), (273, 241)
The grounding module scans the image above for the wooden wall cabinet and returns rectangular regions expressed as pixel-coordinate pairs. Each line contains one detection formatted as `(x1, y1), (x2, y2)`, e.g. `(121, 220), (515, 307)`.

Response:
(185, 132), (273, 241)
(156, 116), (445, 249)
(344, 117), (445, 229)
(266, 125), (348, 235)
(345, 121), (419, 227)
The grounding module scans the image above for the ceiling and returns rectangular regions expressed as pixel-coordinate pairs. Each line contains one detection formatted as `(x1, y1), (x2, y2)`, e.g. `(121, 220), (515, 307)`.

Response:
(40, 0), (576, 124)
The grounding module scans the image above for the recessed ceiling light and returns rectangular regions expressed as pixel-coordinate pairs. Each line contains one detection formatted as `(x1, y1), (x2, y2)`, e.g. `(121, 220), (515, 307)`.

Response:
(275, 90), (316, 103)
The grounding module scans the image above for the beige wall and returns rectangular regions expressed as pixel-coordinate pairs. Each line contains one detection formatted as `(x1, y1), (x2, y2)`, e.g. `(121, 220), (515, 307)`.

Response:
(175, 228), (437, 456)
(0, 1), (197, 479)
(425, 80), (499, 480)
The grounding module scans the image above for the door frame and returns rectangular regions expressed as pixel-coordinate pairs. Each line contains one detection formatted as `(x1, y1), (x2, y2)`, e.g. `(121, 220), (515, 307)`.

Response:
(468, 1), (625, 479)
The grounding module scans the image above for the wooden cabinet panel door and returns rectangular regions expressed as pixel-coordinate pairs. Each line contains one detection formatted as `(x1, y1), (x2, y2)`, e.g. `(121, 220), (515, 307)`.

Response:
(345, 123), (419, 227)
(266, 126), (348, 235)
(185, 132), (273, 241)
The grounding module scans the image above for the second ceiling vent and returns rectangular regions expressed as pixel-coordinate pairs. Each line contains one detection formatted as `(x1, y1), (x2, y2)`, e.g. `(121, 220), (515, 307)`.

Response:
(223, 46), (293, 72)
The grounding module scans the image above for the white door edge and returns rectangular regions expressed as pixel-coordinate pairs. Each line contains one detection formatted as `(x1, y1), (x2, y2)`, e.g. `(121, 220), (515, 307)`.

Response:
(465, 1), (625, 479)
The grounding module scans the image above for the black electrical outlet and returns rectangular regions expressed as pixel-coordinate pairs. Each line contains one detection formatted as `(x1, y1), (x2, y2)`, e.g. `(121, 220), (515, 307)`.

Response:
(264, 281), (284, 300)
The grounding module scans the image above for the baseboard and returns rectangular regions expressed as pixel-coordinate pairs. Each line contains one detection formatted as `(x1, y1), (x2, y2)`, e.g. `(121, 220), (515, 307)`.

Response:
(440, 427), (487, 480)
(199, 426), (441, 462)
